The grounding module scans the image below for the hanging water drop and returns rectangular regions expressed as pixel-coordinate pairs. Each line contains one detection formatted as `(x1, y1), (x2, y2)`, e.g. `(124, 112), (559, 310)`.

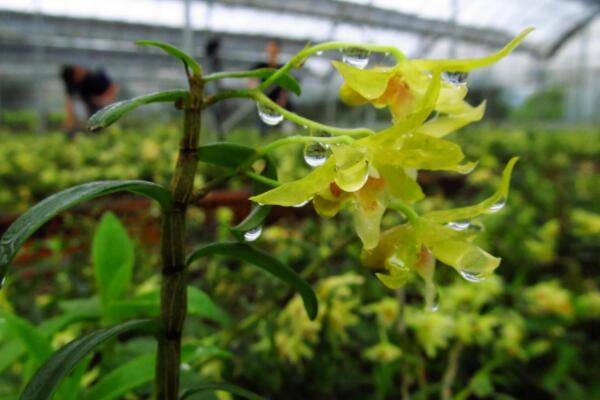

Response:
(303, 142), (329, 167)
(446, 221), (470, 231)
(293, 199), (310, 208)
(442, 71), (469, 85)
(316, 50), (324, 56)
(341, 47), (370, 69)
(256, 103), (283, 126)
(243, 226), (263, 242)
(459, 269), (486, 283)
(487, 196), (506, 213)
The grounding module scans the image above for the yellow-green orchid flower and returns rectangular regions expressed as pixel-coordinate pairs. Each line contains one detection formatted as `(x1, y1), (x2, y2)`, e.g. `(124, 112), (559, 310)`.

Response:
(334, 28), (533, 137)
(361, 157), (518, 290)
(250, 121), (481, 249)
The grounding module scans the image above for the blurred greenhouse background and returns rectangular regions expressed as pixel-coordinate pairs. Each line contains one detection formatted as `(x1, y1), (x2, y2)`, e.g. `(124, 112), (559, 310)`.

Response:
(1, 0), (600, 128)
(0, 1), (599, 400)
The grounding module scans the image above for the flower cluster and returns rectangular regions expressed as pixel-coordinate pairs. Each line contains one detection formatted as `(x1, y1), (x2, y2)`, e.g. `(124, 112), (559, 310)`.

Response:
(251, 29), (532, 296)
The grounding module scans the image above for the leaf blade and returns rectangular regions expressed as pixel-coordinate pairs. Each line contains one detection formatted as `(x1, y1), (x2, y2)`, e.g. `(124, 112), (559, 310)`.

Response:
(136, 40), (201, 74)
(186, 242), (318, 320)
(88, 89), (188, 131)
(92, 212), (135, 313)
(0, 180), (170, 282)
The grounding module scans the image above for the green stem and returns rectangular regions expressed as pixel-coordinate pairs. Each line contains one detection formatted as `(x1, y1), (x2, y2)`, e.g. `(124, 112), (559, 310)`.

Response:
(260, 41), (405, 92)
(244, 172), (281, 188)
(253, 91), (374, 137)
(156, 73), (203, 400)
(388, 200), (419, 224)
(258, 134), (354, 154)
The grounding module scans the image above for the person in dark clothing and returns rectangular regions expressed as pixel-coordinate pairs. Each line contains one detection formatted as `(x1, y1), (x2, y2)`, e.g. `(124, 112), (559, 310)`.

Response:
(251, 39), (289, 108)
(60, 65), (119, 133)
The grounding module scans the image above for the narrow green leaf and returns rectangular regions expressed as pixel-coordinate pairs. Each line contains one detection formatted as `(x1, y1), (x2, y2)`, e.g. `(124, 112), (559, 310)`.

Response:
(186, 242), (318, 320)
(20, 319), (158, 400)
(0, 180), (170, 282)
(88, 89), (188, 131)
(136, 40), (201, 75)
(180, 382), (265, 400)
(230, 206), (271, 241)
(92, 212), (134, 312)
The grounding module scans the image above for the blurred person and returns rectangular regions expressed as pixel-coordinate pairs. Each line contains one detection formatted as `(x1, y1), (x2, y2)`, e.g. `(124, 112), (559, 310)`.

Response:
(205, 37), (226, 139)
(60, 65), (119, 134)
(250, 39), (293, 134)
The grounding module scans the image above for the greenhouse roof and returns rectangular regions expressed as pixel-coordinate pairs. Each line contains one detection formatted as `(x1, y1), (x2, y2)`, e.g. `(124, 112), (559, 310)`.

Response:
(0, 0), (598, 58)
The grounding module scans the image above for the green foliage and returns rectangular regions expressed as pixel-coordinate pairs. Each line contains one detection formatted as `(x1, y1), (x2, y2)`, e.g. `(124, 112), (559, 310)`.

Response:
(0, 180), (170, 281)
(88, 90), (188, 131)
(92, 212), (135, 316)
(21, 319), (158, 400)
(187, 242), (318, 320)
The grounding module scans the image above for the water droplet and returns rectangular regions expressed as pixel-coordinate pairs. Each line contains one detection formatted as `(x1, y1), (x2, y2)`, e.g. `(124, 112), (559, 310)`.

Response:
(459, 269), (486, 283)
(487, 197), (506, 213)
(442, 71), (469, 85)
(446, 221), (470, 231)
(0, 276), (5, 289)
(303, 142), (329, 167)
(293, 199), (310, 208)
(256, 103), (283, 126)
(341, 47), (370, 69)
(316, 50), (324, 56)
(335, 160), (369, 192)
(243, 226), (263, 242)
(424, 283), (439, 312)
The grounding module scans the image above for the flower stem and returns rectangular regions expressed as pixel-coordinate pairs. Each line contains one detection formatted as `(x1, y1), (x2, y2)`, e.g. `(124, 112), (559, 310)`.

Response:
(388, 200), (419, 224)
(253, 91), (374, 137)
(258, 134), (354, 154)
(156, 73), (203, 400)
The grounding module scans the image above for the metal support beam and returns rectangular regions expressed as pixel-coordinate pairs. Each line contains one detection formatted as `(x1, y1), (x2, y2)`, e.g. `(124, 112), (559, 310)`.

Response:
(207, 0), (540, 55)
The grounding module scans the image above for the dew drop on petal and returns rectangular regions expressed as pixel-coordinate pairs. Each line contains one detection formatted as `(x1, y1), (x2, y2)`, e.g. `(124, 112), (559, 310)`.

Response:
(303, 142), (329, 167)
(487, 196), (506, 213)
(335, 161), (370, 192)
(293, 199), (310, 208)
(256, 103), (283, 126)
(446, 221), (470, 231)
(341, 47), (370, 69)
(442, 71), (469, 85)
(459, 269), (486, 283)
(243, 226), (263, 242)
